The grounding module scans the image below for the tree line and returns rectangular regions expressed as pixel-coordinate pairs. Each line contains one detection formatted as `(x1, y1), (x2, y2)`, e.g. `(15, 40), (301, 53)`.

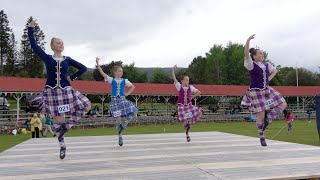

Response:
(1, 10), (319, 86)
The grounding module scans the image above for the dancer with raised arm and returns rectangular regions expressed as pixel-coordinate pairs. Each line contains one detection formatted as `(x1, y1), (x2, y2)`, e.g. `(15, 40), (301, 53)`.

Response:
(241, 34), (287, 146)
(28, 19), (91, 159)
(172, 65), (203, 142)
(96, 57), (138, 146)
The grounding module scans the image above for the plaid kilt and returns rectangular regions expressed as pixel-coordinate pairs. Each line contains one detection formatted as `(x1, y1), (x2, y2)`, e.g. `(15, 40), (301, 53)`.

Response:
(34, 87), (91, 120)
(110, 97), (138, 118)
(177, 104), (203, 124)
(241, 87), (286, 112)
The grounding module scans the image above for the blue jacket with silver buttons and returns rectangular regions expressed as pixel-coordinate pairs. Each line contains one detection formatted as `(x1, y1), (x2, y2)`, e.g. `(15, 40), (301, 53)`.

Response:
(28, 27), (87, 89)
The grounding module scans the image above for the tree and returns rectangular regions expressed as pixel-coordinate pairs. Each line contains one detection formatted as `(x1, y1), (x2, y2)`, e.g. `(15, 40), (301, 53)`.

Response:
(80, 71), (95, 81)
(223, 42), (248, 85)
(205, 44), (226, 84)
(285, 68), (318, 86)
(4, 33), (17, 76)
(187, 56), (208, 84)
(68, 66), (94, 81)
(271, 66), (320, 86)
(175, 68), (187, 80)
(151, 68), (172, 84)
(187, 42), (248, 85)
(271, 66), (294, 86)
(123, 63), (148, 82)
(0, 10), (12, 76)
(19, 16), (46, 78)
(93, 60), (123, 81)
(68, 66), (78, 77)
(185, 42), (289, 85)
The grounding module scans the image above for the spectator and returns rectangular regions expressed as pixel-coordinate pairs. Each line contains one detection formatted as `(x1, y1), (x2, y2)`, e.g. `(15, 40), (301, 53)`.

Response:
(285, 111), (294, 134)
(43, 114), (56, 137)
(172, 110), (178, 117)
(93, 105), (100, 115)
(30, 113), (42, 138)
(86, 109), (94, 118)
(24, 118), (31, 131)
(12, 129), (17, 135)
(307, 108), (312, 123)
(211, 105), (218, 113)
(103, 108), (109, 116)
(39, 113), (46, 137)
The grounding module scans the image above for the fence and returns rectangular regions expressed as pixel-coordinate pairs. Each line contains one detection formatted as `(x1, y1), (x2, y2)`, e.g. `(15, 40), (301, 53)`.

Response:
(0, 109), (317, 135)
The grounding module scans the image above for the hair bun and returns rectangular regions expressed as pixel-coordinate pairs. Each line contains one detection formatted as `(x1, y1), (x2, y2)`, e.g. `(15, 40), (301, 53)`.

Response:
(249, 48), (255, 54)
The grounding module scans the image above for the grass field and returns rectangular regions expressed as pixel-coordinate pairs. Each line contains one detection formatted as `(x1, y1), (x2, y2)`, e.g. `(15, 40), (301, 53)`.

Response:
(1, 119), (319, 153)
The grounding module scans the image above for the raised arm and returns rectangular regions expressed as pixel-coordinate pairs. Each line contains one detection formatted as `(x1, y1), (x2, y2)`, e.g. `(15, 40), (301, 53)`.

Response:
(172, 64), (178, 84)
(95, 57), (109, 80)
(28, 19), (48, 60)
(244, 34), (255, 71)
(245, 34), (255, 60)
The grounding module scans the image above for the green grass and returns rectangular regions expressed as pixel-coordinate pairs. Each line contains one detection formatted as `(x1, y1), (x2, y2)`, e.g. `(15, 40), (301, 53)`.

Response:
(1, 119), (319, 153)
(0, 134), (31, 152)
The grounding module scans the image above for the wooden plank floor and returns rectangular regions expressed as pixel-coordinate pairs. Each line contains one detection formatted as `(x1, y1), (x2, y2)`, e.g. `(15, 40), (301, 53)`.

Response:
(1, 132), (320, 180)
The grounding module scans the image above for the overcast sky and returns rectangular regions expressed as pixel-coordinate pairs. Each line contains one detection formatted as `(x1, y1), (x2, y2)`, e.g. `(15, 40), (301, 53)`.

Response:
(2, 0), (320, 71)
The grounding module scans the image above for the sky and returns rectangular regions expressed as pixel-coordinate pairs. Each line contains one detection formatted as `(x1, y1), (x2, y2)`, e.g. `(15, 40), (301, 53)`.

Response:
(2, 0), (320, 71)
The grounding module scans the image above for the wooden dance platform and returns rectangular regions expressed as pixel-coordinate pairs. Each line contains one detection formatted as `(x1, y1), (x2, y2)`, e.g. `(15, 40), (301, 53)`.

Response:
(1, 132), (320, 180)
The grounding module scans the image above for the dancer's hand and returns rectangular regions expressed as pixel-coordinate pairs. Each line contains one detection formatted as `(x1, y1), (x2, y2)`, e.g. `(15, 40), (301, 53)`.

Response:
(96, 57), (100, 65)
(172, 64), (178, 83)
(29, 19), (38, 28)
(173, 64), (177, 69)
(247, 34), (255, 42)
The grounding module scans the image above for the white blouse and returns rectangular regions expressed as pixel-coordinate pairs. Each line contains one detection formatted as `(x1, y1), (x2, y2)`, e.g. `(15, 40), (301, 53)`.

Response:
(174, 82), (198, 93)
(244, 57), (276, 73)
(104, 76), (133, 87)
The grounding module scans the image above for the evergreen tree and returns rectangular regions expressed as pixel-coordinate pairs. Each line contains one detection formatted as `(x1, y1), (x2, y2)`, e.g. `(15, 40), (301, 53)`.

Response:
(123, 63), (148, 82)
(4, 33), (17, 76)
(0, 10), (12, 76)
(19, 16), (46, 78)
(151, 68), (172, 84)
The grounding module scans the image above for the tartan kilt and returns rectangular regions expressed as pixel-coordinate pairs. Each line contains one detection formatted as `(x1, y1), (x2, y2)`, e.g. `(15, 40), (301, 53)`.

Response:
(177, 104), (203, 124)
(34, 87), (91, 120)
(110, 97), (138, 118)
(241, 87), (286, 113)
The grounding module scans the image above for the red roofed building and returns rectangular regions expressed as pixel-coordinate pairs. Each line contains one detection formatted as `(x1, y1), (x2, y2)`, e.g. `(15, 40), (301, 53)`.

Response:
(1, 77), (319, 121)
(1, 76), (320, 96)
